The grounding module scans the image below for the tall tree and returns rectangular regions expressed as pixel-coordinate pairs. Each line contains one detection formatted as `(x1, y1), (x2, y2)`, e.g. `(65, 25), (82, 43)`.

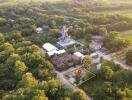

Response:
(83, 55), (93, 69)
(72, 89), (87, 100)
(126, 49), (132, 66)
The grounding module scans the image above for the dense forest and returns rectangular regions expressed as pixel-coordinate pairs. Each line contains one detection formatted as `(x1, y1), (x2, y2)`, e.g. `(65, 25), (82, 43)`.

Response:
(0, 0), (132, 100)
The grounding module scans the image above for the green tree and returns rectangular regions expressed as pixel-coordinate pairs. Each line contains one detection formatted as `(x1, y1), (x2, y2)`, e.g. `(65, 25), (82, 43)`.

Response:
(48, 80), (61, 96)
(126, 49), (132, 66)
(18, 73), (38, 88)
(0, 17), (7, 26)
(72, 89), (87, 100)
(6, 54), (21, 66)
(11, 31), (22, 40)
(1, 42), (14, 53)
(83, 55), (93, 69)
(14, 60), (27, 76)
(101, 66), (113, 80)
(98, 27), (108, 36)
(0, 33), (5, 43)
(116, 88), (127, 100)
(50, 20), (57, 29)
(39, 81), (49, 94)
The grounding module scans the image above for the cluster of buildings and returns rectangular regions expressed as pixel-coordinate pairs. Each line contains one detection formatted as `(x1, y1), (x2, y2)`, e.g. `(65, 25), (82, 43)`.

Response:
(42, 40), (87, 71)
(42, 26), (99, 71)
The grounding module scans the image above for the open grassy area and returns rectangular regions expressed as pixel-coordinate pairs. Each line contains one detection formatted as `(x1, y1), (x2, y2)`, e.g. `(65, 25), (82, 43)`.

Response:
(120, 34), (132, 45)
(104, 0), (132, 4)
(93, 9), (132, 18)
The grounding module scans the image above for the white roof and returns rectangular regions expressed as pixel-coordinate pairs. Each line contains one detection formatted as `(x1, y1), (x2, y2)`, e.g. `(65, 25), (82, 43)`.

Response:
(36, 27), (43, 33)
(74, 52), (84, 59)
(42, 43), (58, 52)
(36, 27), (43, 31)
(47, 50), (57, 56)
(47, 49), (66, 56)
(56, 49), (66, 54)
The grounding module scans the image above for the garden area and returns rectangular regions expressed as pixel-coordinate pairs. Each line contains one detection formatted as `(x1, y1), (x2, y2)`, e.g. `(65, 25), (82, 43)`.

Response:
(63, 67), (96, 86)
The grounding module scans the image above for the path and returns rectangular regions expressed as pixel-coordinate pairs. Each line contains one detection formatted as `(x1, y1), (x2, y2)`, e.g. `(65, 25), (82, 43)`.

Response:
(97, 51), (132, 70)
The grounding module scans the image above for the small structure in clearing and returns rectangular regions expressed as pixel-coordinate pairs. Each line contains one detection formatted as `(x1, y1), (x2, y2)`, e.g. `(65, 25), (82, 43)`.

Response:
(36, 27), (43, 33)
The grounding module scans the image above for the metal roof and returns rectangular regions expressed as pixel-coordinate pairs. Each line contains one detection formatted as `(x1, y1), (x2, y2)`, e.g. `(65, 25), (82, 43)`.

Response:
(42, 43), (58, 52)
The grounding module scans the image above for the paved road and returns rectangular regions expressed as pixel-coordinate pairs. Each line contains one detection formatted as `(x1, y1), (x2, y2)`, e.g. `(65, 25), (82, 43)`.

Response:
(97, 51), (132, 70)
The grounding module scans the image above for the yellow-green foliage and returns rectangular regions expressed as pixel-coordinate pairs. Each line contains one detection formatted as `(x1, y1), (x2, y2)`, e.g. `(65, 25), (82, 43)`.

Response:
(120, 34), (132, 45)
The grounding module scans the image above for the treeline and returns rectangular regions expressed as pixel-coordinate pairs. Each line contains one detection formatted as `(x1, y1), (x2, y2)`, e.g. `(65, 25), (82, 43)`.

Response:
(103, 32), (130, 52)
(0, 2), (132, 46)
(0, 31), (54, 90)
(80, 60), (132, 100)
(0, 31), (87, 100)
(95, 61), (132, 100)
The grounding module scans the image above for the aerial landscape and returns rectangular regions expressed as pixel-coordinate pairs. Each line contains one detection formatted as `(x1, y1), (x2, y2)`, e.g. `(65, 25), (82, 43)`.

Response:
(0, 0), (132, 100)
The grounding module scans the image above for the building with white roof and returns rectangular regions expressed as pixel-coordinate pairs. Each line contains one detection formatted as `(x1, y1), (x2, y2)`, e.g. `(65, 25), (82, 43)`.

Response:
(42, 43), (58, 52)
(74, 52), (85, 59)
(42, 43), (66, 57)
(47, 49), (66, 57)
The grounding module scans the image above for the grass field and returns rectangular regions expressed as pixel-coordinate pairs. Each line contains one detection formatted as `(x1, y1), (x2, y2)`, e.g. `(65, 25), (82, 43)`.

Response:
(94, 9), (132, 18)
(94, 0), (132, 18)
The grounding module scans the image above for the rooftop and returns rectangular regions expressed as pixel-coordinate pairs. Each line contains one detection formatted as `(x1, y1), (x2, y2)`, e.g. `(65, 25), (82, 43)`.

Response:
(42, 43), (58, 52)
(57, 38), (77, 48)
(74, 52), (85, 59)
(47, 49), (66, 56)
